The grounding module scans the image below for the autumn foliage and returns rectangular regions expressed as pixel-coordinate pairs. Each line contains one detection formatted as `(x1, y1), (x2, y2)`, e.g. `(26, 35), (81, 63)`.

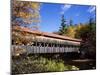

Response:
(12, 0), (40, 27)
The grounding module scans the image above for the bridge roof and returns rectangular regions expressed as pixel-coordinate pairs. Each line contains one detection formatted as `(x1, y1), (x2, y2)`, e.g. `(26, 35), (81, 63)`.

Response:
(12, 26), (82, 43)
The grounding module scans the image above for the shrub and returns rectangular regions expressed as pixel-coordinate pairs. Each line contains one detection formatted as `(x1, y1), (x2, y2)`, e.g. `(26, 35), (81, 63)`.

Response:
(12, 56), (79, 74)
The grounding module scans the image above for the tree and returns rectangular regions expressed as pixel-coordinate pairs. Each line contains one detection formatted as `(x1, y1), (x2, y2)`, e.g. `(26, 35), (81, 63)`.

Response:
(65, 19), (75, 38)
(69, 19), (73, 26)
(75, 18), (96, 58)
(58, 16), (76, 38)
(59, 15), (67, 35)
(12, 0), (40, 27)
(75, 23), (84, 39)
(12, 30), (34, 45)
(66, 26), (76, 38)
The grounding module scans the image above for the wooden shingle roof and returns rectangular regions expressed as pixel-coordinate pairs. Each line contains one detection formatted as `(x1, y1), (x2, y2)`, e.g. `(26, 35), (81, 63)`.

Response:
(12, 26), (81, 43)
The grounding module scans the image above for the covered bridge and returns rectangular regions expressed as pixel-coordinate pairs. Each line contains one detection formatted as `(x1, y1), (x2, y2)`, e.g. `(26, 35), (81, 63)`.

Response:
(12, 26), (81, 55)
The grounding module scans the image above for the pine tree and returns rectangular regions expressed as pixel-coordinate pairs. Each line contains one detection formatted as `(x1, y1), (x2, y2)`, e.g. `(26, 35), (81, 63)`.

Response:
(69, 19), (73, 26)
(59, 15), (67, 35)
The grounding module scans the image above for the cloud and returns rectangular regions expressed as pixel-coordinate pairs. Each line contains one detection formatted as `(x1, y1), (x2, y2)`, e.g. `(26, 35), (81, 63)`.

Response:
(61, 4), (72, 14)
(88, 6), (96, 13)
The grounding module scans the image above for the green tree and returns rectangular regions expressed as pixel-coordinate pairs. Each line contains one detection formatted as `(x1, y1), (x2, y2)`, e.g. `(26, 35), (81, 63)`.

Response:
(69, 19), (73, 26)
(75, 18), (96, 58)
(59, 15), (67, 35)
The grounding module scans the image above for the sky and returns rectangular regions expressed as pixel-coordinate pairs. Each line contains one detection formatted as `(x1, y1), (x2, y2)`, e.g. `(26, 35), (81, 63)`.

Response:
(39, 3), (96, 32)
